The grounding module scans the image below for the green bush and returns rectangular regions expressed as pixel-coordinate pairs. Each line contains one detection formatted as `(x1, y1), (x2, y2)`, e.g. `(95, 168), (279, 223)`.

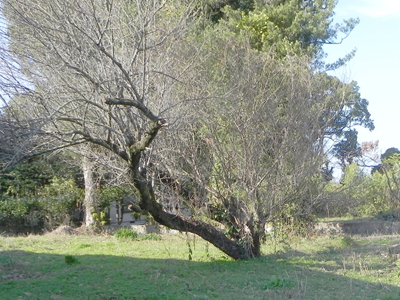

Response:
(38, 177), (83, 228)
(374, 209), (400, 221)
(98, 185), (137, 210)
(114, 228), (138, 240)
(92, 212), (109, 227)
(0, 177), (83, 233)
(0, 153), (83, 233)
(0, 197), (43, 232)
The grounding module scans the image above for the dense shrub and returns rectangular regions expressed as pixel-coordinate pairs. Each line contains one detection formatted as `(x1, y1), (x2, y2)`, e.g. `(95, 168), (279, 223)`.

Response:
(0, 197), (43, 233)
(0, 153), (84, 233)
(37, 178), (83, 228)
(0, 178), (83, 233)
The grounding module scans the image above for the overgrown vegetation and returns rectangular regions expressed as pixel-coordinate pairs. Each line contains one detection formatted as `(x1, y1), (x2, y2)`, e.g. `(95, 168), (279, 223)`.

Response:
(0, 155), (84, 232)
(0, 154), (137, 233)
(0, 0), (384, 259)
(317, 150), (400, 220)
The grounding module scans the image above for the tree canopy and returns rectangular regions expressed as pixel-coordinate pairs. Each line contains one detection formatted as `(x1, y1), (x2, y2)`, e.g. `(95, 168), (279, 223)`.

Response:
(204, 0), (359, 61)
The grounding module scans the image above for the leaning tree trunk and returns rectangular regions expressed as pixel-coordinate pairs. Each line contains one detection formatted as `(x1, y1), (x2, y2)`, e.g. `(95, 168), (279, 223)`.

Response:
(128, 131), (255, 259)
(133, 174), (251, 259)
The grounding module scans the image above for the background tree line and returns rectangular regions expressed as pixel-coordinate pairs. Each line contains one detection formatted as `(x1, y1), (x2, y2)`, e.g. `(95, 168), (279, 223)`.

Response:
(0, 0), (382, 259)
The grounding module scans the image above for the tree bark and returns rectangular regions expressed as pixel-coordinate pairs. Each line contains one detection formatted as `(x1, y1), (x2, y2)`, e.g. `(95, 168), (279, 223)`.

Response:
(82, 155), (96, 226)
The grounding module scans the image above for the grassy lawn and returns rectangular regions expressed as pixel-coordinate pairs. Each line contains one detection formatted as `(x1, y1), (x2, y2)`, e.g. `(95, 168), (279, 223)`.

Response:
(1, 231), (400, 300)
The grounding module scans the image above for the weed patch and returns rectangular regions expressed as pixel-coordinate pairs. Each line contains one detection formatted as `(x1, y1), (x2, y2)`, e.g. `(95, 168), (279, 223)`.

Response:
(341, 236), (358, 247)
(64, 255), (80, 265)
(113, 228), (138, 240)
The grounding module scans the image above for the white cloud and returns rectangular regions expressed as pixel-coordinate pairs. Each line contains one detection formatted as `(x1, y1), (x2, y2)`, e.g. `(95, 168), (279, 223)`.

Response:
(350, 0), (400, 17)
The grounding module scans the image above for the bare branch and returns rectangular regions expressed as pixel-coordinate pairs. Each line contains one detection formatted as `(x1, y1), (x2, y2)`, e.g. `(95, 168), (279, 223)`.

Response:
(105, 97), (167, 125)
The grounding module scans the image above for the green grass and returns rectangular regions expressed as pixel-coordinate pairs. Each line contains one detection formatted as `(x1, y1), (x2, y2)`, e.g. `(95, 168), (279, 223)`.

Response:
(1, 233), (400, 299)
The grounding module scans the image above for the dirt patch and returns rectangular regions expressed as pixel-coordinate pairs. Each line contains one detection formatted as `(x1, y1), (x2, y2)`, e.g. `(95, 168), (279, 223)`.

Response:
(314, 219), (400, 236)
(48, 225), (79, 236)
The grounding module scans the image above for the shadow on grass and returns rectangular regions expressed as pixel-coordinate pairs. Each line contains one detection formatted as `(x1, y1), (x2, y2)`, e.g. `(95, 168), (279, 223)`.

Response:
(1, 249), (400, 300)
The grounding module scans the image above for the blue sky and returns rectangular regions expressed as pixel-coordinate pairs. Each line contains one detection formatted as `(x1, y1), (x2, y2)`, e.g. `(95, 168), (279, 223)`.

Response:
(324, 0), (400, 155)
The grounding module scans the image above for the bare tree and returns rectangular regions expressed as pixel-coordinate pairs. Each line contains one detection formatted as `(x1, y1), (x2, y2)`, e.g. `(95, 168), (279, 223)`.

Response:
(0, 0), (248, 258)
